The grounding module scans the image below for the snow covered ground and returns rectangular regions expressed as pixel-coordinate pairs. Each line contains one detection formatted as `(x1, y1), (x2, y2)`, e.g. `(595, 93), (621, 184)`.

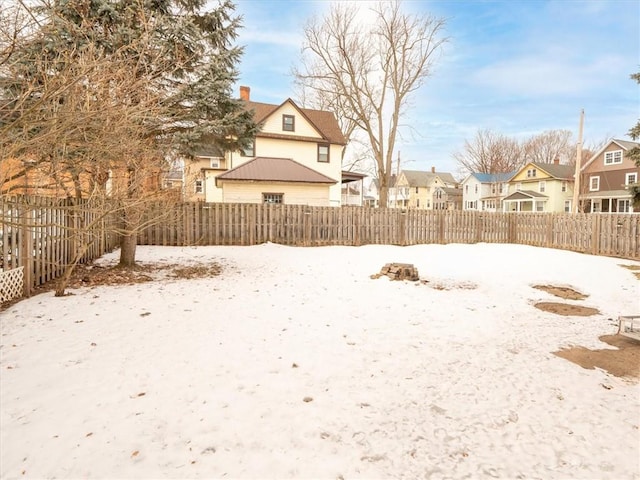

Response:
(1, 242), (639, 479)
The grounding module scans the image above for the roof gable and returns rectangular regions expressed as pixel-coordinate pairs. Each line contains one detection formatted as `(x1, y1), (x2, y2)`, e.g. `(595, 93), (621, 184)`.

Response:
(511, 162), (574, 182)
(243, 99), (346, 146)
(582, 138), (640, 171)
(216, 157), (337, 184)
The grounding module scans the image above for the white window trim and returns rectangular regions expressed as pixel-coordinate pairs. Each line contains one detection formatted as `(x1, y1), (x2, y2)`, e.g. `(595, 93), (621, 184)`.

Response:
(194, 179), (204, 194)
(604, 150), (623, 165)
(625, 172), (638, 185)
(589, 176), (600, 191)
(618, 199), (631, 213)
(539, 181), (546, 193)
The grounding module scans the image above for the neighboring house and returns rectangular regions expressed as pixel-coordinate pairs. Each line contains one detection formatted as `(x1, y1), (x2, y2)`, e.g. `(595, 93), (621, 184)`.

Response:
(162, 169), (184, 199)
(184, 86), (347, 206)
(393, 168), (458, 209)
(461, 172), (513, 211)
(503, 160), (574, 212)
(362, 177), (383, 208)
(433, 186), (463, 210)
(579, 138), (639, 213)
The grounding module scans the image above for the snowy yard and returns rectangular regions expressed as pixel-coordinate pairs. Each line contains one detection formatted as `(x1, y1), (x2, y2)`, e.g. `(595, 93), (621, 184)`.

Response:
(1, 242), (639, 479)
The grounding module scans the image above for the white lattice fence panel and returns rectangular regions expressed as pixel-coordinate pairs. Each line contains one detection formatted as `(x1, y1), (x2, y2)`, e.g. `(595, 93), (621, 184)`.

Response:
(0, 267), (24, 303)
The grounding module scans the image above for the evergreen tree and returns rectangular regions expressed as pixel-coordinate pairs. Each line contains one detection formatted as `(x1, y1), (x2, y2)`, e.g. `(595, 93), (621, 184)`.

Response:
(1, 0), (258, 270)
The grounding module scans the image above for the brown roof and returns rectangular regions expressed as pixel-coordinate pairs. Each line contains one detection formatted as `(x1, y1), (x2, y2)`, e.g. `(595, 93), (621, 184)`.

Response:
(503, 190), (548, 201)
(244, 99), (347, 145)
(531, 162), (575, 180)
(216, 157), (337, 184)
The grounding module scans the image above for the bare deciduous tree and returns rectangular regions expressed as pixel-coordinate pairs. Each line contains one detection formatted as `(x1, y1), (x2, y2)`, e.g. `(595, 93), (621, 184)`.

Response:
(293, 0), (447, 207)
(522, 129), (574, 164)
(453, 129), (524, 175)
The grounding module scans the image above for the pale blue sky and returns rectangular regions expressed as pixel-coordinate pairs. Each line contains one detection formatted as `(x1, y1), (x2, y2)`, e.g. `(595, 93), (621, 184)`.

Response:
(232, 0), (639, 174)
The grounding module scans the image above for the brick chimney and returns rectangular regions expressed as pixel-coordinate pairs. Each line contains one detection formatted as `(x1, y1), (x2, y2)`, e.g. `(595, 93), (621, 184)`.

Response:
(240, 85), (250, 101)
(553, 157), (559, 165)
(431, 166), (436, 173)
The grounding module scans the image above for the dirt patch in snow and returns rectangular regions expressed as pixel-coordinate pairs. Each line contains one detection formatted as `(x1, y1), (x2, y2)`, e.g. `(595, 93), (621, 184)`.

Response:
(618, 264), (640, 281)
(534, 302), (599, 316)
(554, 334), (640, 380)
(28, 261), (223, 295)
(532, 285), (588, 300)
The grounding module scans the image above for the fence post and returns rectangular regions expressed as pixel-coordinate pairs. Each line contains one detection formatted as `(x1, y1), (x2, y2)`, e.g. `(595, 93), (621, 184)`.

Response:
(19, 199), (33, 296)
(438, 211), (445, 244)
(507, 213), (516, 244)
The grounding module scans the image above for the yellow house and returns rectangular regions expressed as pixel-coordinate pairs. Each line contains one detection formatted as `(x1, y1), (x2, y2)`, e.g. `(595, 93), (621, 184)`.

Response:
(184, 86), (347, 206)
(391, 168), (458, 209)
(503, 161), (574, 212)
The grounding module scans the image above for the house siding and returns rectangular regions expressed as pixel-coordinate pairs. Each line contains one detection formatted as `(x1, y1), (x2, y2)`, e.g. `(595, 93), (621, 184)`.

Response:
(261, 103), (323, 138)
(250, 137), (342, 205)
(221, 181), (329, 206)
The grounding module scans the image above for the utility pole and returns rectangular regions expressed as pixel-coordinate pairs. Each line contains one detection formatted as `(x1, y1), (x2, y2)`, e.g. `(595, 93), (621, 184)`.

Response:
(572, 109), (584, 213)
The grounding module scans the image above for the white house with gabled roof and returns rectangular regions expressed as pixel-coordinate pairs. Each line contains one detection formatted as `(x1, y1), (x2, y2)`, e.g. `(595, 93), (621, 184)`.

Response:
(461, 172), (514, 211)
(184, 86), (349, 206)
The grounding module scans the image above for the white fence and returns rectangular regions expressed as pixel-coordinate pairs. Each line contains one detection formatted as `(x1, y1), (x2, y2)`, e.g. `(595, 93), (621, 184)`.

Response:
(0, 267), (24, 304)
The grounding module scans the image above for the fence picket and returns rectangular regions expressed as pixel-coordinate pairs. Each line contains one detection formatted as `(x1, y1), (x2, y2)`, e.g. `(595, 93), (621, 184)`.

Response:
(2, 196), (640, 304)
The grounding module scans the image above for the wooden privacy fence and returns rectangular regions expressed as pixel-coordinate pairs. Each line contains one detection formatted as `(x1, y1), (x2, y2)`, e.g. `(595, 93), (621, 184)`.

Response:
(1, 197), (639, 303)
(1, 195), (119, 298)
(137, 203), (640, 259)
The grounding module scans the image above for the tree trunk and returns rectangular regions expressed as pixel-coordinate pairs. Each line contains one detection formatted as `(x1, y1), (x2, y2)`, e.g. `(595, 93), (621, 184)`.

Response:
(119, 233), (137, 267)
(378, 170), (389, 208)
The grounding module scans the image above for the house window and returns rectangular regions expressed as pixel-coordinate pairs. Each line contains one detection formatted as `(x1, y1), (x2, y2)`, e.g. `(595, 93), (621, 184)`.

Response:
(416, 198), (420, 207)
(415, 187), (419, 194)
(539, 181), (546, 193)
(516, 183), (522, 191)
(561, 181), (567, 192)
(474, 185), (478, 193)
(194, 179), (204, 194)
(626, 172), (638, 185)
(564, 200), (571, 212)
(499, 183), (504, 194)
(590, 176), (600, 191)
(536, 202), (544, 212)
(465, 185), (468, 193)
(263, 193), (283, 204)
(604, 150), (622, 165)
(317, 144), (329, 163)
(210, 157), (222, 169)
(492, 184), (496, 194)
(241, 139), (255, 157)
(282, 114), (295, 132)
(618, 199), (631, 212)
(527, 168), (537, 178)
